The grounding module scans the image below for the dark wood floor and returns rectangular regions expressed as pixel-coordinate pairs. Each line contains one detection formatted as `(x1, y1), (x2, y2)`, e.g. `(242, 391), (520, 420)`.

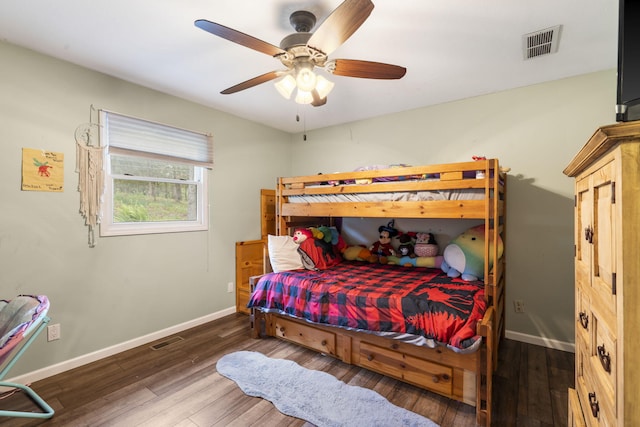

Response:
(0, 313), (573, 427)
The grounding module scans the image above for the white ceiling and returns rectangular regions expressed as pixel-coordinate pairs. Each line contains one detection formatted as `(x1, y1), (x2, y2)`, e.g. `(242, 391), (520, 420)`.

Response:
(0, 0), (618, 133)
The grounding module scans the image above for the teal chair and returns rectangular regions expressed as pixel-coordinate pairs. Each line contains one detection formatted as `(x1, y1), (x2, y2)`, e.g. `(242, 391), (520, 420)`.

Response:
(0, 295), (54, 419)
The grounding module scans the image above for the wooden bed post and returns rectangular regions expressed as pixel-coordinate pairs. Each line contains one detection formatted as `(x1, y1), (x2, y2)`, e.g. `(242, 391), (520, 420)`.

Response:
(477, 306), (494, 427)
(249, 276), (266, 338)
(276, 176), (288, 236)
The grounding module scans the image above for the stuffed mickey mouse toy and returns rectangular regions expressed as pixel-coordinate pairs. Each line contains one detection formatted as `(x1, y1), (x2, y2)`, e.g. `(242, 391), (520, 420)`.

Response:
(369, 220), (398, 263)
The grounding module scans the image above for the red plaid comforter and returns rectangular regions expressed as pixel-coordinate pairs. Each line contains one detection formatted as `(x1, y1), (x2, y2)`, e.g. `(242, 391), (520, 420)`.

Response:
(248, 261), (486, 351)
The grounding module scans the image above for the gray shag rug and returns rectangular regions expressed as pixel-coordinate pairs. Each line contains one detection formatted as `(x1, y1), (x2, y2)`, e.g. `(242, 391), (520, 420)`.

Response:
(216, 350), (439, 427)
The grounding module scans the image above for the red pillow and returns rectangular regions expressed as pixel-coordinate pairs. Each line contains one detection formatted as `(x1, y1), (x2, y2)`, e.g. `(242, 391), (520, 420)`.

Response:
(297, 238), (342, 270)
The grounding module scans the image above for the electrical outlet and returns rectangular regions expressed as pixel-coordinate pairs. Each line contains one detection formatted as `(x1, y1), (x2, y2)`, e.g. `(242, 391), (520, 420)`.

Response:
(227, 282), (234, 293)
(513, 300), (525, 313)
(47, 323), (61, 341)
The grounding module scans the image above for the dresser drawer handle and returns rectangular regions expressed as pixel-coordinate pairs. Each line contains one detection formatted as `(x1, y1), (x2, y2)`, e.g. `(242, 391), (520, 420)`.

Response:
(367, 354), (374, 362)
(578, 312), (589, 329)
(588, 392), (599, 418)
(597, 344), (611, 373)
(584, 225), (594, 243)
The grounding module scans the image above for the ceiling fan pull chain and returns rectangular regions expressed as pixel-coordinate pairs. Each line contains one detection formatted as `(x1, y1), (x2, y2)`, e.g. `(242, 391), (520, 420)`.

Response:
(303, 109), (307, 141)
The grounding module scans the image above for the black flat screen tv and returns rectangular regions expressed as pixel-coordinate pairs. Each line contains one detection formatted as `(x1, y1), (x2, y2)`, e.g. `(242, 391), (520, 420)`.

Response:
(616, 0), (640, 122)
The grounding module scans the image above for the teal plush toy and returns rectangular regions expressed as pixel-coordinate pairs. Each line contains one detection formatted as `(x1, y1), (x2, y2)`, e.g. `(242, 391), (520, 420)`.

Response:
(440, 225), (504, 281)
(317, 226), (334, 243)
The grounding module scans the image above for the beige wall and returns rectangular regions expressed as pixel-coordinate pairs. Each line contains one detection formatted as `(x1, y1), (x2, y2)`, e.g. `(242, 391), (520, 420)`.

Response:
(289, 70), (617, 347)
(0, 40), (292, 377)
(1, 38), (617, 378)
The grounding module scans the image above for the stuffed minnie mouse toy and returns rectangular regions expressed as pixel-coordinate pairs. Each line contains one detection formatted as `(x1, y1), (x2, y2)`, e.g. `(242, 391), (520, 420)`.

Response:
(369, 220), (398, 264)
(397, 233), (416, 258)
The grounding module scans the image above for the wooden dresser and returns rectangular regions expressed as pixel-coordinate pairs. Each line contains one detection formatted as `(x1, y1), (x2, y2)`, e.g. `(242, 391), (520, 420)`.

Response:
(564, 121), (640, 427)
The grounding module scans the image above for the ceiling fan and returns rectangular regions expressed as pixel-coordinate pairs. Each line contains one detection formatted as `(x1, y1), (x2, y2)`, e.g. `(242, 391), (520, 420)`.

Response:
(194, 0), (406, 107)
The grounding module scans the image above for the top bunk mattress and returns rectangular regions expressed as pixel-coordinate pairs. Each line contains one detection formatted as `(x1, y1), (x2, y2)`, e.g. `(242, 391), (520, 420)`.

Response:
(280, 161), (503, 203)
(287, 182), (486, 203)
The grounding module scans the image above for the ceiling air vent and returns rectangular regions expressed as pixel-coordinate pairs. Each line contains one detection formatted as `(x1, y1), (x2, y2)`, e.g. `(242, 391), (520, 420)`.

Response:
(523, 25), (562, 59)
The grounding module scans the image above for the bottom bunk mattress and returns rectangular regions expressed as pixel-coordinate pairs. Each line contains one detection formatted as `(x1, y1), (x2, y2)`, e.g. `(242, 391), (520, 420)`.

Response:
(248, 261), (486, 353)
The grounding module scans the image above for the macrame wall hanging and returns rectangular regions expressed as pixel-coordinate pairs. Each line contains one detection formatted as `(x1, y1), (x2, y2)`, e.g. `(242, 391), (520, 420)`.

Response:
(75, 105), (104, 248)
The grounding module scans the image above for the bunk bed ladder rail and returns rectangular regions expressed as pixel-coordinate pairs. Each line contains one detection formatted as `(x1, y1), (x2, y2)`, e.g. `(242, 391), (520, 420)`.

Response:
(477, 306), (495, 427)
(478, 158), (504, 426)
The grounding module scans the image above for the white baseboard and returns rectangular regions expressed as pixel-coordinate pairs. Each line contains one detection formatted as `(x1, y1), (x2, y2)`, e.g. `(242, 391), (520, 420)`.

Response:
(10, 312), (572, 387)
(505, 329), (575, 353)
(9, 306), (237, 386)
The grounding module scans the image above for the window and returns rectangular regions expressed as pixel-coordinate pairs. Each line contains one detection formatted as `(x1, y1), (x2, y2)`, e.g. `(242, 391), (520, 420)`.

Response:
(99, 110), (212, 236)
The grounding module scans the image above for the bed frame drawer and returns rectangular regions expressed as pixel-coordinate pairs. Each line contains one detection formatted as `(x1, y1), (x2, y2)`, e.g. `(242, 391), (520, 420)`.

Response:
(272, 317), (337, 356)
(359, 341), (453, 396)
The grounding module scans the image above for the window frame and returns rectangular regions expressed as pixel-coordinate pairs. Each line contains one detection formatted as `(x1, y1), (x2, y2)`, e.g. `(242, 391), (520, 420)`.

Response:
(99, 110), (211, 237)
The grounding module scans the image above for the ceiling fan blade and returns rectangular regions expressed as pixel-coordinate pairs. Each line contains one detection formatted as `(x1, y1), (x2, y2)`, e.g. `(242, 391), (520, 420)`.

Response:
(328, 59), (407, 79)
(221, 71), (283, 95)
(307, 0), (374, 56)
(195, 19), (286, 57)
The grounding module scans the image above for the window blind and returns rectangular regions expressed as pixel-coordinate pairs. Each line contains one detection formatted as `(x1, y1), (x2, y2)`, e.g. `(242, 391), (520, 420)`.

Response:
(102, 110), (213, 168)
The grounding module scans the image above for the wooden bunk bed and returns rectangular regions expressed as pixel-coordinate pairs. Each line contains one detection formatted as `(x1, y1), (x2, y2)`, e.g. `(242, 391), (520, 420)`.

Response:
(249, 159), (506, 426)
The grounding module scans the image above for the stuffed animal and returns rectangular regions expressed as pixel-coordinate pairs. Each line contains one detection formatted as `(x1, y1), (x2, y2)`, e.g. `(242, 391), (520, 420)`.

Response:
(414, 232), (438, 257)
(316, 226), (332, 242)
(396, 233), (416, 258)
(342, 245), (373, 262)
(369, 220), (398, 264)
(309, 227), (324, 241)
(309, 225), (346, 253)
(292, 228), (313, 245)
(440, 224), (504, 281)
(293, 228), (341, 270)
(387, 254), (443, 268)
(292, 228), (313, 244)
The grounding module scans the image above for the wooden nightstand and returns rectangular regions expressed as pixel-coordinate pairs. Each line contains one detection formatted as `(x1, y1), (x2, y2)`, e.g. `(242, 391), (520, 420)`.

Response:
(235, 239), (266, 315)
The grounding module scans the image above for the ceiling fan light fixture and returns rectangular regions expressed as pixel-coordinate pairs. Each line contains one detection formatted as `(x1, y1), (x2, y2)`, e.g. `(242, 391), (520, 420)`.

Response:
(314, 75), (335, 99)
(295, 65), (317, 92)
(274, 74), (296, 99)
(197, 0), (406, 107)
(275, 70), (333, 104)
(295, 89), (314, 104)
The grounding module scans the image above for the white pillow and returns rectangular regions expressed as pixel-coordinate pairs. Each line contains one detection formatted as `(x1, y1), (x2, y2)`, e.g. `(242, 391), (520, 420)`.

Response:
(267, 235), (304, 272)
